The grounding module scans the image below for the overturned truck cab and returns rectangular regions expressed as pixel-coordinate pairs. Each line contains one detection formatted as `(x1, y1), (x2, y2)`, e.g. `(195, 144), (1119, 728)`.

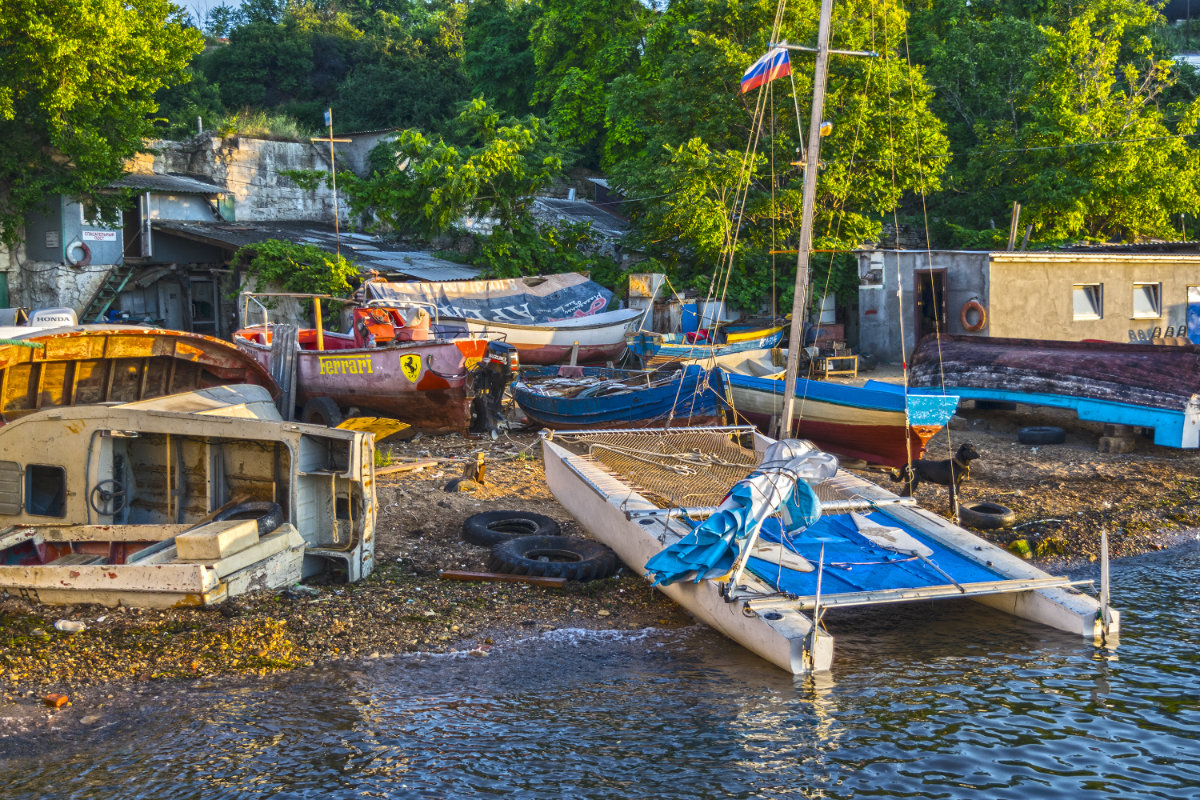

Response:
(0, 385), (375, 607)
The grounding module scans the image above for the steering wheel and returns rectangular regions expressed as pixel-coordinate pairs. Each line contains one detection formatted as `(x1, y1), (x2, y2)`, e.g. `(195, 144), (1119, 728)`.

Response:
(89, 479), (127, 516)
(370, 308), (392, 325)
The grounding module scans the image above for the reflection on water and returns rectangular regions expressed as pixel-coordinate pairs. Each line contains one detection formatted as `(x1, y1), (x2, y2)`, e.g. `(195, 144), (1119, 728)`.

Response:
(2, 544), (1198, 800)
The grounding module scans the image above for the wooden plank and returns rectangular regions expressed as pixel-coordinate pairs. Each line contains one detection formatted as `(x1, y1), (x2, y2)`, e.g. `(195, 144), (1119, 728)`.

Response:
(375, 460), (439, 476)
(37, 524), (194, 542)
(440, 570), (565, 588)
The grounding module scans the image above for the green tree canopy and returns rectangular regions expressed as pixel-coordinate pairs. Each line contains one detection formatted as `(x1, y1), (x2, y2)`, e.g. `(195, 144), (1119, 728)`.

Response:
(0, 0), (202, 245)
(604, 0), (948, 310)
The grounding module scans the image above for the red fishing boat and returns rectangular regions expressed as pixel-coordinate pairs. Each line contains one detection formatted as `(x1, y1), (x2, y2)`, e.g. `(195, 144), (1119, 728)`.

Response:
(233, 294), (514, 433)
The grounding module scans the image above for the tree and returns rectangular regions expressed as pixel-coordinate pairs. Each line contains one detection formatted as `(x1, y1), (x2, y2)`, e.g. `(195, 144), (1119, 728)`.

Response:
(529, 0), (651, 164)
(973, 0), (1200, 240)
(0, 0), (203, 245)
(604, 0), (947, 309)
(463, 0), (539, 116)
(341, 98), (563, 239)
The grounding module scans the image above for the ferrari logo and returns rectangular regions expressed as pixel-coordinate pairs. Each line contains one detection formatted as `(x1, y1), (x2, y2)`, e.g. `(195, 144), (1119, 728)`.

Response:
(399, 353), (422, 383)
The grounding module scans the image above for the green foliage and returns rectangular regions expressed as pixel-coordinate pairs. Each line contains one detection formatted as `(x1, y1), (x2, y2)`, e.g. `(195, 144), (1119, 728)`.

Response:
(281, 169), (329, 193)
(913, 0), (1200, 242)
(234, 239), (358, 299)
(340, 98), (563, 238)
(211, 109), (313, 140)
(0, 0), (203, 245)
(476, 217), (621, 285)
(605, 0), (947, 316)
(463, 0), (539, 116)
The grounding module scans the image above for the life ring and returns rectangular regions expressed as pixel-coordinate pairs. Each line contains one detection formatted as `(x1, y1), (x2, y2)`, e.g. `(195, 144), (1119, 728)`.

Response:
(65, 241), (91, 267)
(960, 299), (987, 332)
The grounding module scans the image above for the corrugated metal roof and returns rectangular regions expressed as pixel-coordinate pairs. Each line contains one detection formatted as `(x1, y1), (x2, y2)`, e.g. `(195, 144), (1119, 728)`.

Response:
(111, 173), (226, 195)
(151, 220), (481, 280)
(531, 198), (628, 237)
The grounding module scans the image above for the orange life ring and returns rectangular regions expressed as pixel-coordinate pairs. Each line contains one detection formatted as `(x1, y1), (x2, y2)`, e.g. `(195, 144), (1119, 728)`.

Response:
(65, 241), (91, 267)
(960, 299), (987, 332)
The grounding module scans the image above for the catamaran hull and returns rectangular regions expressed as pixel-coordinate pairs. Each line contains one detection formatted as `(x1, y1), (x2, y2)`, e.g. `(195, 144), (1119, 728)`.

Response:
(542, 429), (1116, 675)
(543, 437), (834, 674)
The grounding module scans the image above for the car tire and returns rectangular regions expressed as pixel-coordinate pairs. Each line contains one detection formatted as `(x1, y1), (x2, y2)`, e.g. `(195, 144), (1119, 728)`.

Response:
(463, 510), (561, 547)
(1017, 426), (1066, 445)
(488, 535), (619, 582)
(958, 501), (1016, 530)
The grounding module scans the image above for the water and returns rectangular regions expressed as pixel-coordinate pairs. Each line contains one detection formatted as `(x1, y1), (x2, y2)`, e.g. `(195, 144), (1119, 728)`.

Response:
(2, 544), (1198, 799)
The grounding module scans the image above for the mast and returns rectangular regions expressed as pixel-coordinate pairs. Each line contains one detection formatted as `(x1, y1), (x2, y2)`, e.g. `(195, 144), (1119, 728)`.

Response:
(776, 0), (835, 440)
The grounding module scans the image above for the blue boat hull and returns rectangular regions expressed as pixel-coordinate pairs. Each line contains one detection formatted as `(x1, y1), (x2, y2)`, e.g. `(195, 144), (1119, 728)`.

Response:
(629, 330), (785, 363)
(512, 365), (727, 429)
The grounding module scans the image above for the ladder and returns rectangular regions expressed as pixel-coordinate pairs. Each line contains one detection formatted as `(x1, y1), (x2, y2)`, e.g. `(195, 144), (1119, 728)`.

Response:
(81, 263), (136, 323)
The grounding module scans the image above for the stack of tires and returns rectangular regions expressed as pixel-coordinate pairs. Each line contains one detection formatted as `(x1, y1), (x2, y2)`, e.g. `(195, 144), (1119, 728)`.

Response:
(462, 511), (620, 582)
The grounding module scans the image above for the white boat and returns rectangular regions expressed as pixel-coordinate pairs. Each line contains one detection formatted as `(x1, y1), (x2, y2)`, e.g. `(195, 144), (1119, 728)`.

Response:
(541, 425), (1118, 674)
(446, 307), (642, 365)
(0, 384), (376, 607)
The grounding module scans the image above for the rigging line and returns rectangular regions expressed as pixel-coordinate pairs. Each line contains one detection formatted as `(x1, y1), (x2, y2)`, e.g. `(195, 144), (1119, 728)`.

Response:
(900, 8), (955, 468)
(876, 0), (915, 479)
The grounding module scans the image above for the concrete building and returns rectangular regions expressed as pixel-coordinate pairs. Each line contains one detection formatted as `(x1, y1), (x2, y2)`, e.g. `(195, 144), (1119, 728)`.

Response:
(856, 249), (1200, 363)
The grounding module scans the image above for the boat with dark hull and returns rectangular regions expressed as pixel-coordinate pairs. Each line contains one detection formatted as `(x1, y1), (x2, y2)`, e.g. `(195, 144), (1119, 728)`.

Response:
(909, 334), (1200, 448)
(511, 365), (727, 429)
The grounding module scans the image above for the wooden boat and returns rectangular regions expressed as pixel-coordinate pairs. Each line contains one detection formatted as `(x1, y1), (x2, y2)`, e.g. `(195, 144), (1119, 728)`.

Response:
(234, 294), (511, 432)
(441, 307), (643, 365)
(724, 371), (959, 467)
(629, 325), (785, 366)
(511, 364), (727, 429)
(0, 384), (375, 607)
(909, 334), (1200, 448)
(542, 425), (1117, 674)
(0, 325), (278, 422)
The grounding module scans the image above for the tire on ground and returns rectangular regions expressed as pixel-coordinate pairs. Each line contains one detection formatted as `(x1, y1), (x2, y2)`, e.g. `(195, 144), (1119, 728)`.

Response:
(463, 510), (561, 547)
(213, 500), (285, 535)
(488, 535), (619, 582)
(958, 501), (1016, 530)
(1017, 426), (1066, 445)
(301, 397), (344, 427)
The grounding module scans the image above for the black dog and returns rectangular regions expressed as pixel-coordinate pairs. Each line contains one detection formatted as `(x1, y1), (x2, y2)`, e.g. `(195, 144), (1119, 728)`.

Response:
(890, 442), (981, 511)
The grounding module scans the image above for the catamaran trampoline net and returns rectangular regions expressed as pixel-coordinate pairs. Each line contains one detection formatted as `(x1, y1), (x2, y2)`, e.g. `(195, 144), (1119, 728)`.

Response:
(551, 427), (860, 509)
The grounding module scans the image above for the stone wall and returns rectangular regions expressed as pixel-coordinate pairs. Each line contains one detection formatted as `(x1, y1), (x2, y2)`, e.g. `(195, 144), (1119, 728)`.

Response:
(130, 134), (347, 224)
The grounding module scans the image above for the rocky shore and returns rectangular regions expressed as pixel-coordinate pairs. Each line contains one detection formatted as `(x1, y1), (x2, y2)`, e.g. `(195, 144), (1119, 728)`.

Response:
(3, 399), (1199, 731)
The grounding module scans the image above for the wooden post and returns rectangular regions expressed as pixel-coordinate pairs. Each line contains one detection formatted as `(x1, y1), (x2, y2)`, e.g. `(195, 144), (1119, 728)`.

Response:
(1007, 202), (1021, 250)
(313, 297), (325, 351)
(777, 0), (835, 440)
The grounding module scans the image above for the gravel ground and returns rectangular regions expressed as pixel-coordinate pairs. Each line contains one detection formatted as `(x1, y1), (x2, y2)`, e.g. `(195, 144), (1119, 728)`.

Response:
(2, 397), (1198, 731)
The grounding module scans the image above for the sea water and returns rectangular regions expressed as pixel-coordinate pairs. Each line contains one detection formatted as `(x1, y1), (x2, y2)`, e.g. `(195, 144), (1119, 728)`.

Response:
(1, 542), (1197, 800)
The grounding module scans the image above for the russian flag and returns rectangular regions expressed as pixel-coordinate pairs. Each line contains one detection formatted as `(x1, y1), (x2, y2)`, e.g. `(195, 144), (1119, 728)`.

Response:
(740, 47), (792, 94)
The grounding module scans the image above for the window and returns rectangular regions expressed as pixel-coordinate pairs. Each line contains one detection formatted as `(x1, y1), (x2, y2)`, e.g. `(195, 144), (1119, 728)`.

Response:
(25, 464), (66, 517)
(80, 202), (121, 228)
(1132, 283), (1162, 319)
(1072, 284), (1103, 320)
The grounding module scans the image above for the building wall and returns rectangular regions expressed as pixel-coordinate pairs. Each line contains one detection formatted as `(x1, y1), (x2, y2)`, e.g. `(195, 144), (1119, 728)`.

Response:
(129, 134), (345, 224)
(856, 250), (990, 363)
(988, 253), (1200, 342)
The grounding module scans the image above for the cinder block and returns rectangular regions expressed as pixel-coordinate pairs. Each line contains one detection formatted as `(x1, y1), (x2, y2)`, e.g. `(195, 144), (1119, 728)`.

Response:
(176, 519), (260, 561)
(1098, 436), (1137, 454)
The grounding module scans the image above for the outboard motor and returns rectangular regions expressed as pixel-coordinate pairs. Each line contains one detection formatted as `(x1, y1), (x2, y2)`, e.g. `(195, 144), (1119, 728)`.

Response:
(469, 340), (518, 437)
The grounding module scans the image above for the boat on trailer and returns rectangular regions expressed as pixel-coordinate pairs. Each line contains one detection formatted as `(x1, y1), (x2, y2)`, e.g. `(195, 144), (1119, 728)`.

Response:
(542, 425), (1117, 674)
